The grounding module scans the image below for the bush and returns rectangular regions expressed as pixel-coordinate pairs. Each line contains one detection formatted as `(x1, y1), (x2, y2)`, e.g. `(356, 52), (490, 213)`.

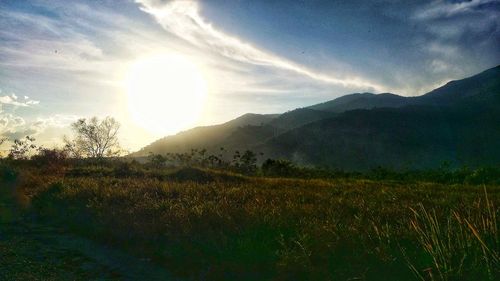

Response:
(261, 159), (298, 177)
(466, 167), (500, 184)
(147, 153), (167, 169)
(112, 161), (144, 178)
(0, 163), (17, 181)
(30, 148), (68, 174)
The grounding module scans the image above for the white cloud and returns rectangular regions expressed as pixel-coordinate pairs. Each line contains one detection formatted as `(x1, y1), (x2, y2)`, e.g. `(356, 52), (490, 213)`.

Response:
(0, 89), (76, 147)
(32, 114), (79, 130)
(0, 113), (28, 139)
(135, 0), (385, 92)
(0, 90), (40, 108)
(0, 112), (77, 154)
(0, 89), (50, 147)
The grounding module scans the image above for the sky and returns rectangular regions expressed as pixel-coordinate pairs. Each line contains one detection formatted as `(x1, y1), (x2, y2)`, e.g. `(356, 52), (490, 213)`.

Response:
(0, 0), (499, 152)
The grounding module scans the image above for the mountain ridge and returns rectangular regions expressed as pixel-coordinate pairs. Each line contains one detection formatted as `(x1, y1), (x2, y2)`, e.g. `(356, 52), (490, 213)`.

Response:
(132, 65), (500, 170)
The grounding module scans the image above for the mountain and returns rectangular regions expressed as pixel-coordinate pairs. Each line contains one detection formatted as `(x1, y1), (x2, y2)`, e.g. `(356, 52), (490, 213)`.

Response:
(260, 65), (500, 169)
(132, 95), (402, 158)
(131, 113), (278, 156)
(415, 65), (500, 105)
(308, 92), (410, 112)
(133, 65), (500, 169)
(268, 108), (337, 131)
(261, 103), (500, 170)
(307, 65), (500, 111)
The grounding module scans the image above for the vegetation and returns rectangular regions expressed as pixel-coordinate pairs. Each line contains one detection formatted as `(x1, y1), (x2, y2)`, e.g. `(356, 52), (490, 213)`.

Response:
(1, 147), (499, 280)
(7, 135), (38, 160)
(64, 116), (122, 158)
(1, 109), (499, 280)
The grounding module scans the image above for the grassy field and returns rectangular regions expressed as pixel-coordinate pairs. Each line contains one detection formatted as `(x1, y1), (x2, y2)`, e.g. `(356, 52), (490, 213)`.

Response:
(2, 164), (499, 280)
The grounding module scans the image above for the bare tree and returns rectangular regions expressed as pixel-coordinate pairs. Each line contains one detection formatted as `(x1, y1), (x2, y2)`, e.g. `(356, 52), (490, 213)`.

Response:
(64, 116), (121, 158)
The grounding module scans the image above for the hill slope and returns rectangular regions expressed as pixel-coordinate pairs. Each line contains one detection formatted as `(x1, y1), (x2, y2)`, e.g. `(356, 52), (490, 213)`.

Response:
(262, 101), (500, 170)
(415, 65), (500, 105)
(261, 66), (500, 169)
(308, 92), (410, 112)
(132, 113), (278, 156)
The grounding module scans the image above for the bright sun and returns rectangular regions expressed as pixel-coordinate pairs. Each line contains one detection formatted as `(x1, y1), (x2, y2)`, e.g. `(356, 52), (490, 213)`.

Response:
(125, 54), (207, 136)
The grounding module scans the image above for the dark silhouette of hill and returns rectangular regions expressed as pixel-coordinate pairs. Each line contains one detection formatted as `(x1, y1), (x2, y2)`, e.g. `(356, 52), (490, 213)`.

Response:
(261, 65), (500, 169)
(133, 65), (500, 169)
(131, 113), (278, 156)
(262, 103), (500, 170)
(308, 92), (410, 112)
(307, 65), (500, 111)
(414, 65), (500, 105)
(268, 108), (337, 131)
(131, 109), (336, 157)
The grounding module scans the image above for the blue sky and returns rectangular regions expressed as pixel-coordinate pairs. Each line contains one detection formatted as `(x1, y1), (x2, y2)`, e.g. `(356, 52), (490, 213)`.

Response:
(0, 0), (499, 151)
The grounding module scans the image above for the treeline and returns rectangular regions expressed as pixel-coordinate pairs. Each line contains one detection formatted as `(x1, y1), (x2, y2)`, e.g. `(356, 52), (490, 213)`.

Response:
(1, 117), (500, 185)
(144, 149), (500, 184)
(2, 140), (500, 186)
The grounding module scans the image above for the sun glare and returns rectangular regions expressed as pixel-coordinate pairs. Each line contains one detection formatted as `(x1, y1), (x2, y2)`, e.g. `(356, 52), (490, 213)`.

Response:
(124, 54), (207, 136)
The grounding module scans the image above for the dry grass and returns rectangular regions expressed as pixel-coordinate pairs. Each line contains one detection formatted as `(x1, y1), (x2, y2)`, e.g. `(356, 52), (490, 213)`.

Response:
(406, 187), (499, 280)
(12, 169), (500, 280)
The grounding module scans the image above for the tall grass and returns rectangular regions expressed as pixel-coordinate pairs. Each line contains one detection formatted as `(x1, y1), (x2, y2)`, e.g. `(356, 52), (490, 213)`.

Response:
(11, 167), (500, 280)
(406, 187), (499, 280)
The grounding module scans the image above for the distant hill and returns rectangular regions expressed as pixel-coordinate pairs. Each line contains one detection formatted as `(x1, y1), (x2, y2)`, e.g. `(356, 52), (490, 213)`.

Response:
(261, 103), (500, 170)
(308, 92), (410, 112)
(308, 65), (500, 111)
(415, 65), (500, 105)
(131, 113), (278, 156)
(268, 108), (337, 131)
(133, 65), (500, 170)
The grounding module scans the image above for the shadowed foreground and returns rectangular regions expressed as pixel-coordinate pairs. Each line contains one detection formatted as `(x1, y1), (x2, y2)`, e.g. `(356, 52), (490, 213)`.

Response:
(0, 179), (177, 281)
(0, 163), (496, 281)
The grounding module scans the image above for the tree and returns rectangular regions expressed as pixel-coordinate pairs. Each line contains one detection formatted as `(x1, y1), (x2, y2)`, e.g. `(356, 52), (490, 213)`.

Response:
(232, 150), (257, 174)
(262, 159), (297, 177)
(240, 150), (257, 174)
(148, 152), (167, 169)
(64, 116), (121, 158)
(8, 136), (37, 160)
(0, 138), (6, 158)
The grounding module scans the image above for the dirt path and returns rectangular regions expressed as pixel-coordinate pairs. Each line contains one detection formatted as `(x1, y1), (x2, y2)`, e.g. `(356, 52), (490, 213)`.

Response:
(0, 180), (179, 281)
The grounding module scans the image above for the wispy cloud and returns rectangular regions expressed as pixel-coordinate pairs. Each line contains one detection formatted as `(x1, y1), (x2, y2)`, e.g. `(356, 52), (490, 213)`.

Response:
(414, 0), (499, 20)
(411, 0), (500, 77)
(136, 0), (385, 92)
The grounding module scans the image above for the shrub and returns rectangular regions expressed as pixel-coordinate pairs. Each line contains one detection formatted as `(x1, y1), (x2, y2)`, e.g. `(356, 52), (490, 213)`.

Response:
(261, 159), (298, 177)
(232, 150), (257, 175)
(0, 163), (17, 181)
(30, 148), (68, 174)
(8, 136), (37, 160)
(147, 153), (167, 169)
(466, 167), (500, 185)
